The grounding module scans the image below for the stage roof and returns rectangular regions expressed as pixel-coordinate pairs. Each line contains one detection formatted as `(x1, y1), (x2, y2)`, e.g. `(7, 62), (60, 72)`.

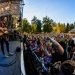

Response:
(0, 0), (22, 3)
(0, 1), (21, 16)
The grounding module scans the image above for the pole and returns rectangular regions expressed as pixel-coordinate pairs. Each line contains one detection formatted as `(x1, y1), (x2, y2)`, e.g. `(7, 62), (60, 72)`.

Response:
(21, 0), (26, 75)
(21, 0), (25, 33)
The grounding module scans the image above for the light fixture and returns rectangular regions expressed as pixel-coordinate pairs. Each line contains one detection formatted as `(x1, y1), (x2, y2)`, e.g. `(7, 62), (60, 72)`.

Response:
(15, 6), (17, 9)
(1, 8), (4, 12)
(5, 6), (10, 10)
(16, 23), (19, 28)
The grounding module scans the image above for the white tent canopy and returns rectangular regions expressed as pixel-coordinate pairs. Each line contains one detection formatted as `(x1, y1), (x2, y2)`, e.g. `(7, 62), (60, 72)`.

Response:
(69, 28), (75, 33)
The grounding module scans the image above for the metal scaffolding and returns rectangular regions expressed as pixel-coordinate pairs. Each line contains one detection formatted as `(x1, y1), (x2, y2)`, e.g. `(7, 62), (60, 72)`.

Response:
(0, 0), (24, 30)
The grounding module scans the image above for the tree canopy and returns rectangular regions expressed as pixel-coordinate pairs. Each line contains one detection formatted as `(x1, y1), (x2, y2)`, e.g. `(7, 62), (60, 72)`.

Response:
(21, 16), (75, 33)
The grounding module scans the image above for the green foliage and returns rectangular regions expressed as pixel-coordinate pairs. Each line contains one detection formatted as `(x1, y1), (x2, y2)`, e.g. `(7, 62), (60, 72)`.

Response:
(22, 18), (31, 33)
(31, 16), (37, 23)
(31, 16), (37, 33)
(65, 23), (74, 33)
(31, 23), (37, 33)
(58, 23), (66, 33)
(65, 23), (69, 32)
(43, 16), (53, 32)
(31, 16), (42, 33)
(36, 20), (42, 32)
(70, 23), (74, 30)
(21, 16), (75, 33)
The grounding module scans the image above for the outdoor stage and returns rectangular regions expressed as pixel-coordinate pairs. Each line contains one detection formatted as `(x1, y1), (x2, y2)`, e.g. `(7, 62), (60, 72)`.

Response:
(0, 41), (21, 75)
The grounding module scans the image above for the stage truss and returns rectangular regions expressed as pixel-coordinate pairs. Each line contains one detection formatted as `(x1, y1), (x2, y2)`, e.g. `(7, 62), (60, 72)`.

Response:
(0, 0), (24, 30)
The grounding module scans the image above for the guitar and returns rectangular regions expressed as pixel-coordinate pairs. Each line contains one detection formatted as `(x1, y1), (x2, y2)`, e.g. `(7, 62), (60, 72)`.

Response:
(0, 27), (8, 36)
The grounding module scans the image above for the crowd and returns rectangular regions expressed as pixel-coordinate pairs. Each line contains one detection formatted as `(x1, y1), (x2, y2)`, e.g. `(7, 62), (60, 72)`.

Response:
(0, 19), (75, 74)
(23, 33), (75, 75)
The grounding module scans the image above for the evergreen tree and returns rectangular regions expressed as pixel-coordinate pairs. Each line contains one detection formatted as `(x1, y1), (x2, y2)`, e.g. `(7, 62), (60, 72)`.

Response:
(43, 16), (53, 32)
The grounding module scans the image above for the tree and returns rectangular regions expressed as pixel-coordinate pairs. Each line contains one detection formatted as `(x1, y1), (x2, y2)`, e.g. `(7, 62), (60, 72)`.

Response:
(42, 16), (53, 32)
(73, 22), (75, 28)
(31, 23), (37, 33)
(70, 23), (74, 30)
(36, 20), (42, 32)
(31, 16), (37, 24)
(52, 22), (57, 32)
(31, 16), (37, 33)
(58, 23), (66, 33)
(65, 23), (70, 33)
(22, 18), (31, 33)
(52, 23), (66, 33)
(31, 16), (42, 33)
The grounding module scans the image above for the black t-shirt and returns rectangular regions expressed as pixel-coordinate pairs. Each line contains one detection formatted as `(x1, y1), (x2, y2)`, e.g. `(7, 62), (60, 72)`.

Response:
(23, 37), (27, 44)
(52, 51), (67, 63)
(59, 41), (66, 50)
(68, 39), (74, 47)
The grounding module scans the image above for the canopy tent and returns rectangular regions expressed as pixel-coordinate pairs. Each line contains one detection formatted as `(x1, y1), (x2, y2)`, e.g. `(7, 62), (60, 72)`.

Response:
(69, 28), (75, 33)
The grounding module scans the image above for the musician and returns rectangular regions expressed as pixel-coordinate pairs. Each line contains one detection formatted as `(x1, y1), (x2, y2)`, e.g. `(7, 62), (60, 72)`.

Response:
(0, 22), (10, 57)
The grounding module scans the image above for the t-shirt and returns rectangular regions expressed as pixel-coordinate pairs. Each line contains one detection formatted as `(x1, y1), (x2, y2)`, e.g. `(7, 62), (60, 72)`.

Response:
(52, 51), (67, 63)
(44, 55), (52, 64)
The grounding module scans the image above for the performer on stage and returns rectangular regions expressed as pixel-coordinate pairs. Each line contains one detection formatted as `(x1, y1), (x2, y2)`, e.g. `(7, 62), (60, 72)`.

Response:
(0, 21), (11, 57)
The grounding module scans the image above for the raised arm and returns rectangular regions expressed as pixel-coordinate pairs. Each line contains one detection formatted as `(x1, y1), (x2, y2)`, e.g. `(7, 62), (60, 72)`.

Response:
(50, 38), (64, 55)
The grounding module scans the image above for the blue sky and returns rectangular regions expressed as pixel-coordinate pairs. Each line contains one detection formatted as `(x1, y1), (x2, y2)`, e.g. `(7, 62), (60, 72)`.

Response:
(23, 0), (75, 23)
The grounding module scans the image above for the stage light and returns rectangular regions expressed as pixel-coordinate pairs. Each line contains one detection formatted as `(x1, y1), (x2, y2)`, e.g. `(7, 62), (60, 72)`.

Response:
(1, 8), (4, 12)
(5, 6), (10, 10)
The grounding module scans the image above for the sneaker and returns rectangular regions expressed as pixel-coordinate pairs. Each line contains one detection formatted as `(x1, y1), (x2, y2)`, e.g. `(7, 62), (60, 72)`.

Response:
(8, 52), (14, 56)
(9, 52), (14, 55)
(4, 55), (9, 58)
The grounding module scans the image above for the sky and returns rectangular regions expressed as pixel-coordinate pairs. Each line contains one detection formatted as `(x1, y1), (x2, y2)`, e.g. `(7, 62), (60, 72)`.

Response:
(23, 0), (75, 24)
